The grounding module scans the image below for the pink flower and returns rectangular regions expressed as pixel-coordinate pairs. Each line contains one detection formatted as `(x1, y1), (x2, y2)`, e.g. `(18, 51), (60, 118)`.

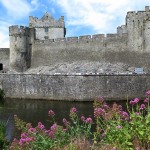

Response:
(85, 117), (93, 124)
(134, 98), (140, 103)
(50, 123), (57, 132)
(63, 118), (70, 126)
(45, 130), (50, 134)
(70, 107), (77, 113)
(144, 98), (149, 103)
(140, 104), (146, 110)
(81, 116), (86, 122)
(38, 122), (45, 130)
(48, 110), (55, 117)
(130, 98), (139, 105)
(28, 128), (36, 133)
(130, 100), (136, 105)
(25, 137), (32, 143)
(122, 111), (129, 117)
(116, 125), (122, 129)
(48, 131), (54, 139)
(146, 90), (150, 96)
(103, 104), (110, 109)
(94, 108), (105, 117)
(21, 132), (27, 138)
(135, 112), (141, 115)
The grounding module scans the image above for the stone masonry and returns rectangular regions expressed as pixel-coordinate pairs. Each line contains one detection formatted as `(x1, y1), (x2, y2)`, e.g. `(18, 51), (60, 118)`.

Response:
(0, 6), (148, 74)
(0, 6), (150, 100)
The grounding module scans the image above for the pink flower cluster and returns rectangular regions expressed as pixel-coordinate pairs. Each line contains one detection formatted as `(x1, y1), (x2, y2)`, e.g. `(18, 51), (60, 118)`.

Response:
(85, 117), (93, 124)
(144, 98), (149, 103)
(48, 110), (55, 117)
(44, 123), (58, 139)
(28, 127), (36, 134)
(116, 125), (122, 129)
(63, 118), (70, 127)
(146, 90), (150, 96)
(38, 122), (45, 130)
(94, 108), (105, 117)
(140, 104), (146, 110)
(80, 116), (93, 124)
(122, 111), (129, 117)
(19, 132), (34, 145)
(130, 98), (140, 105)
(70, 107), (77, 113)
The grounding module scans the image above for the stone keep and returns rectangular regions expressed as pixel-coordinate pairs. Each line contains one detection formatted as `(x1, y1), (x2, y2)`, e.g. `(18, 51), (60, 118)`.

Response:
(8, 6), (150, 73)
(29, 12), (66, 40)
(9, 12), (66, 72)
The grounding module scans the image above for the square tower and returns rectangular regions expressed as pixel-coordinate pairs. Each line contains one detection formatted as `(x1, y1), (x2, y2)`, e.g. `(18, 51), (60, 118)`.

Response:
(29, 12), (66, 40)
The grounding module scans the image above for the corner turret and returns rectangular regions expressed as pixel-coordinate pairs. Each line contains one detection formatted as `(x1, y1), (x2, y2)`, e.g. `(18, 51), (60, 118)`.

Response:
(9, 25), (33, 72)
(126, 6), (150, 52)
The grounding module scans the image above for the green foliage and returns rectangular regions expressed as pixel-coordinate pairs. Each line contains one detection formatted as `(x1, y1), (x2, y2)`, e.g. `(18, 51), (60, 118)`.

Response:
(0, 121), (9, 149)
(10, 108), (93, 150)
(10, 91), (150, 150)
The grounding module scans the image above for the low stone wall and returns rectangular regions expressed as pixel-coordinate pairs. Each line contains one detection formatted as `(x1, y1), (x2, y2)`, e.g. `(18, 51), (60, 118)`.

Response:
(0, 74), (150, 101)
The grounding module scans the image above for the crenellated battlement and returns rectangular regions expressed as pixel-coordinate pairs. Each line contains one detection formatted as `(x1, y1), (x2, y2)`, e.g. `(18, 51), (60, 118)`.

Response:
(29, 12), (65, 28)
(126, 6), (150, 19)
(9, 25), (29, 36)
(34, 33), (128, 45)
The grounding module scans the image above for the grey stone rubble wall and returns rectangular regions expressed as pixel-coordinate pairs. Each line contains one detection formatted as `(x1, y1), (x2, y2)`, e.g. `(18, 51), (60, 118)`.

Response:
(0, 74), (150, 101)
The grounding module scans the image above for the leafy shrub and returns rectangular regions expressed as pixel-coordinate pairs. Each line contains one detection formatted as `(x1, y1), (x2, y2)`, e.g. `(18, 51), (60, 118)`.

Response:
(10, 90), (150, 150)
(0, 121), (8, 149)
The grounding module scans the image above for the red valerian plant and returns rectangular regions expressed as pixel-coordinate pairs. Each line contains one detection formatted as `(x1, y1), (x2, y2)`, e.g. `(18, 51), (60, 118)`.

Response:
(10, 90), (150, 150)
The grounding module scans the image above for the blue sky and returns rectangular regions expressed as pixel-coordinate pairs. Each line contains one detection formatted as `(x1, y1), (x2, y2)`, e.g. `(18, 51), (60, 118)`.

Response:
(0, 0), (150, 48)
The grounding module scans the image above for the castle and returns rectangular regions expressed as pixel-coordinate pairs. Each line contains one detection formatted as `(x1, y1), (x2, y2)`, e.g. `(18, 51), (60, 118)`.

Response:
(1, 6), (150, 100)
(1, 6), (150, 74)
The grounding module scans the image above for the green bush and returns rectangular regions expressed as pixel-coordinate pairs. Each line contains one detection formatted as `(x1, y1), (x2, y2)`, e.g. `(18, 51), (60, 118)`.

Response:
(10, 90), (150, 150)
(0, 121), (8, 149)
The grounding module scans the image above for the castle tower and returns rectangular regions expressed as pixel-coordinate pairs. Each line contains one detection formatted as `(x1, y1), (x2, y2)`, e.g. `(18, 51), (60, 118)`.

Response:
(29, 12), (66, 40)
(126, 6), (150, 52)
(9, 26), (32, 72)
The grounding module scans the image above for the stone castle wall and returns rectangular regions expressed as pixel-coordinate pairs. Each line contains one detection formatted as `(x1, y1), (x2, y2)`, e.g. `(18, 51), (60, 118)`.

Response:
(7, 6), (150, 73)
(31, 32), (150, 72)
(31, 33), (128, 67)
(0, 73), (149, 100)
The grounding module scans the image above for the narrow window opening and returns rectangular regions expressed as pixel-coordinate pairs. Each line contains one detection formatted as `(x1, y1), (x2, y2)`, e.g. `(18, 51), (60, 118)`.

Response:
(45, 28), (48, 32)
(0, 64), (3, 71)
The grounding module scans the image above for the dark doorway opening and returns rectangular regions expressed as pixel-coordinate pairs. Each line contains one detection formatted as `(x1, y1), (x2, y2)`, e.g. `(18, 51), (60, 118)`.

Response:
(0, 64), (3, 70)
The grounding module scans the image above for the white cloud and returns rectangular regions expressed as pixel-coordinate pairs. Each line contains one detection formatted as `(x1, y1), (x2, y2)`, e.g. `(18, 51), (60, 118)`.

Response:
(55, 0), (150, 34)
(31, 0), (40, 10)
(0, 0), (40, 48)
(0, 0), (32, 19)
